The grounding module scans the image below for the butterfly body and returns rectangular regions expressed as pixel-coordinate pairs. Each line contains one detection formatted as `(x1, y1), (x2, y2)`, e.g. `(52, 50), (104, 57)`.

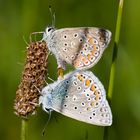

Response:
(39, 70), (112, 126)
(43, 27), (111, 70)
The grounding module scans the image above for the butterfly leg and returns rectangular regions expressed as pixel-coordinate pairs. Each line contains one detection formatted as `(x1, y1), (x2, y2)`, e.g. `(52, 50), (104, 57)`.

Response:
(56, 57), (66, 78)
(57, 67), (64, 78)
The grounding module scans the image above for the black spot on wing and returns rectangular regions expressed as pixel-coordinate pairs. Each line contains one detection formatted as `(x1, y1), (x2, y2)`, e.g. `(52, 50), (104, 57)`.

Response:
(98, 28), (108, 44)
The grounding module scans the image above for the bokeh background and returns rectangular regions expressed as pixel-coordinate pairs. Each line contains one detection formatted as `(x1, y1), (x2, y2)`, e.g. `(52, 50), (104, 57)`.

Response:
(0, 0), (140, 140)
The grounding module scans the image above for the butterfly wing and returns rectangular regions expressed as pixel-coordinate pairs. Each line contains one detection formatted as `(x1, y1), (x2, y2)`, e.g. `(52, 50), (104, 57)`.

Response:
(50, 70), (112, 126)
(52, 27), (111, 69)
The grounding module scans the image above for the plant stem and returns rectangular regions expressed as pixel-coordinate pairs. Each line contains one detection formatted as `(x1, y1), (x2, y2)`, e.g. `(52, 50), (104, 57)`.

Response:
(103, 0), (124, 140)
(21, 119), (28, 140)
(108, 0), (124, 100)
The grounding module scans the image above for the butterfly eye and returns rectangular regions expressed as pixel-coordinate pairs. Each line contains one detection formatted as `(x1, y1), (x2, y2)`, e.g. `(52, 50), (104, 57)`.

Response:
(45, 107), (50, 112)
(47, 27), (54, 32)
(47, 27), (53, 32)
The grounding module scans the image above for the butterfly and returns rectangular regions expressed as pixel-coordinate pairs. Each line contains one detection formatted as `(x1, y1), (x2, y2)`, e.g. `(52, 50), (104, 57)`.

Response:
(39, 70), (112, 126)
(43, 27), (111, 75)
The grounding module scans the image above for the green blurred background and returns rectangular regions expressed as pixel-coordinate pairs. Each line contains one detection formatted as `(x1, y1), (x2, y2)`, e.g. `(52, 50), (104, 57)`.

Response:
(0, 0), (140, 140)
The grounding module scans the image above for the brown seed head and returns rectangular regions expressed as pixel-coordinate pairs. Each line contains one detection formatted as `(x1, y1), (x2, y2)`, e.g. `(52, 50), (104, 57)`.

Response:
(14, 41), (48, 118)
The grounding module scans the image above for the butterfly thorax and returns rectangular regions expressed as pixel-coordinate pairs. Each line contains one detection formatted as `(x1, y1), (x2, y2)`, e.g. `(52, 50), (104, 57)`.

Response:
(43, 26), (56, 51)
(40, 85), (54, 112)
(41, 93), (53, 113)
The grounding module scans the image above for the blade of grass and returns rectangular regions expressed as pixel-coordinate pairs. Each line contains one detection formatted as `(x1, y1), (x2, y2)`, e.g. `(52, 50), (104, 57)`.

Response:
(103, 0), (124, 139)
(21, 119), (28, 140)
(108, 0), (124, 100)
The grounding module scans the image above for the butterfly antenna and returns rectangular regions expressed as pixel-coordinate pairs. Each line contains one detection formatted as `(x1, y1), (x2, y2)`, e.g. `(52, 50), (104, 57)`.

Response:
(42, 110), (52, 136)
(49, 5), (55, 27)
(48, 76), (55, 82)
(43, 78), (49, 85)
(45, 81), (54, 92)
(30, 31), (44, 43)
(22, 35), (29, 46)
(52, 12), (56, 27)
(33, 85), (41, 93)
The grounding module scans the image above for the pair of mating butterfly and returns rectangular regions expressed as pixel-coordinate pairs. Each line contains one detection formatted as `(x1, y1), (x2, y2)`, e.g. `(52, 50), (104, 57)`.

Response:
(39, 26), (112, 126)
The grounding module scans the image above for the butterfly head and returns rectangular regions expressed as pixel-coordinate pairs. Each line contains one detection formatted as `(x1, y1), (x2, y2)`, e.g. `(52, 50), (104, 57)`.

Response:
(43, 26), (55, 41)
(39, 85), (54, 113)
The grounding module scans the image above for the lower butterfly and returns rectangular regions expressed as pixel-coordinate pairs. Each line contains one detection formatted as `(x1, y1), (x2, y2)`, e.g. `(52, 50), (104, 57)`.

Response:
(39, 70), (112, 126)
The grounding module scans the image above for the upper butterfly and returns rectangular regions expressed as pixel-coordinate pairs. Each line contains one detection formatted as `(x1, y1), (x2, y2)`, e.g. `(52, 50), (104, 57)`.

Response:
(43, 27), (111, 70)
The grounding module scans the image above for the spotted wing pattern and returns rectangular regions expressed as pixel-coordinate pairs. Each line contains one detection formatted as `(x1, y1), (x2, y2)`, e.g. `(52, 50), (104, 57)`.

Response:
(52, 28), (111, 69)
(50, 70), (112, 126)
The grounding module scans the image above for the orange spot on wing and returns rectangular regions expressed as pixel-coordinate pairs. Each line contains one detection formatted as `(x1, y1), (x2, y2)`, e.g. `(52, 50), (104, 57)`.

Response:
(77, 74), (84, 81)
(94, 90), (101, 96)
(85, 79), (91, 86)
(95, 95), (100, 101)
(86, 107), (91, 111)
(73, 55), (85, 68)
(76, 73), (80, 77)
(89, 38), (94, 44)
(81, 57), (86, 61)
(86, 34), (92, 38)
(82, 57), (90, 65)
(87, 54), (91, 60)
(92, 45), (97, 51)
(73, 61), (79, 67)
(90, 101), (95, 107)
(73, 58), (81, 67)
(90, 84), (96, 91)
(91, 49), (96, 55)
(90, 45), (99, 55)
(87, 34), (95, 45)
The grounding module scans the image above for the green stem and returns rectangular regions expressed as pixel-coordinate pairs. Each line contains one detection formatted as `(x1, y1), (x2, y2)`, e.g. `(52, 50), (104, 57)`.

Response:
(108, 0), (124, 100)
(21, 119), (28, 140)
(103, 0), (124, 139)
